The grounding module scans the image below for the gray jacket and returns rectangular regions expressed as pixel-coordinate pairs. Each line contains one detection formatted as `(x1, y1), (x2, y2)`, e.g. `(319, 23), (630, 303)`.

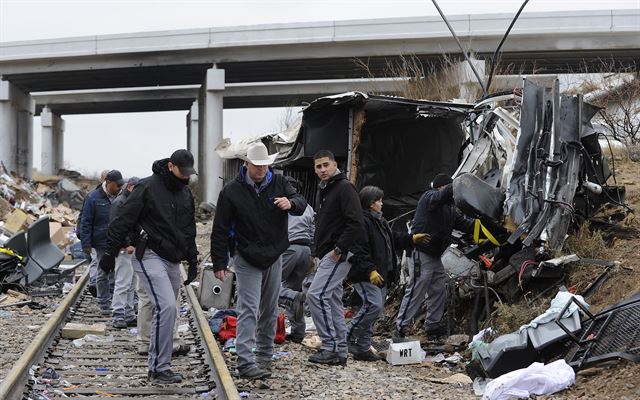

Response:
(288, 204), (315, 246)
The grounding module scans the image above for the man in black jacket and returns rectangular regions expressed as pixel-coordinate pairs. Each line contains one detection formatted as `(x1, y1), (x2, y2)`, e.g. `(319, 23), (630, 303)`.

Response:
(307, 150), (365, 366)
(100, 149), (199, 384)
(210, 142), (306, 380)
(395, 173), (474, 338)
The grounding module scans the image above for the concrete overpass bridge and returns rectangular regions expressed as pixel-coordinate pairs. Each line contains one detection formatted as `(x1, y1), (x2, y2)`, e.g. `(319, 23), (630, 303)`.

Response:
(0, 9), (638, 202)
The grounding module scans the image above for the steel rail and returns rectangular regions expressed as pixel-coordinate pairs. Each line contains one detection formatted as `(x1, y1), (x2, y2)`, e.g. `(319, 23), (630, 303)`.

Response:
(0, 270), (89, 400)
(0, 266), (240, 399)
(180, 265), (240, 400)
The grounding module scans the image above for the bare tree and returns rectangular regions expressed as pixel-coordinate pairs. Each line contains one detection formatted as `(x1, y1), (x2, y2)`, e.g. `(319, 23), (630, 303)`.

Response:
(568, 61), (640, 146)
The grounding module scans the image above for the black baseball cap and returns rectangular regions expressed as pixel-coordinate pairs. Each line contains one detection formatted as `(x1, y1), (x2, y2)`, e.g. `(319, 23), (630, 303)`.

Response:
(105, 170), (125, 186)
(170, 149), (197, 176)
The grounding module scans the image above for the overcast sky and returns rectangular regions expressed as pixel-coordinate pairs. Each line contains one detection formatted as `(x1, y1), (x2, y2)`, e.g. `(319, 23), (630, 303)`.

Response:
(1, 0), (638, 177)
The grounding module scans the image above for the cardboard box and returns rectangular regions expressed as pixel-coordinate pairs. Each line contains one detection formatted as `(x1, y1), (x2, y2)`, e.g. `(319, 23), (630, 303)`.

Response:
(49, 222), (64, 245)
(3, 209), (29, 233)
(386, 339), (423, 365)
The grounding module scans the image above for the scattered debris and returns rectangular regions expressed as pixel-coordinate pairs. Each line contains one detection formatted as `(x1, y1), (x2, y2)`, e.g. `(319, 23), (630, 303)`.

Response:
(61, 323), (107, 339)
(566, 292), (640, 370)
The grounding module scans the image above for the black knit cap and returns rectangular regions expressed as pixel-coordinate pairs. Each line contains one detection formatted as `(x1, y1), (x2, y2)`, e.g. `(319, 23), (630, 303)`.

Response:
(431, 173), (453, 188)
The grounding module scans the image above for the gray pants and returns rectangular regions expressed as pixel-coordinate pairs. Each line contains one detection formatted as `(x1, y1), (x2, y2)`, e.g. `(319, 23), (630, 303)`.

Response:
(136, 272), (180, 351)
(346, 281), (383, 352)
(234, 254), (282, 372)
(89, 248), (98, 285)
(279, 244), (312, 339)
(307, 253), (351, 356)
(112, 251), (136, 322)
(95, 249), (115, 310)
(395, 250), (446, 332)
(133, 249), (181, 373)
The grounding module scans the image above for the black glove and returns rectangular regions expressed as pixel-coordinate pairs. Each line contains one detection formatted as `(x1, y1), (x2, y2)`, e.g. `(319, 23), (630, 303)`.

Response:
(183, 262), (198, 285)
(99, 252), (116, 273)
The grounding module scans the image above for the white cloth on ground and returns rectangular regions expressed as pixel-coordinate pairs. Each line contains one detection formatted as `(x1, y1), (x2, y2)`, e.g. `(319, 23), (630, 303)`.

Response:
(482, 360), (575, 400)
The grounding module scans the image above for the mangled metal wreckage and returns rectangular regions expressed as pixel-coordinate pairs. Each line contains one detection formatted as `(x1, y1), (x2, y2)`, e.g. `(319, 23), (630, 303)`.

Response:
(217, 77), (630, 324)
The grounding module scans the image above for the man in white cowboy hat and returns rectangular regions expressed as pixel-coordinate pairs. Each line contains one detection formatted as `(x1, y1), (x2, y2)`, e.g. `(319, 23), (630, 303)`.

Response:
(210, 141), (307, 380)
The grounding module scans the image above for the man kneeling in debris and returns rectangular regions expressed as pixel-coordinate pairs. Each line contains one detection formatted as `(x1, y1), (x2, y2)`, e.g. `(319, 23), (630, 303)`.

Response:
(210, 142), (306, 380)
(395, 174), (474, 339)
(279, 176), (315, 344)
(101, 149), (199, 384)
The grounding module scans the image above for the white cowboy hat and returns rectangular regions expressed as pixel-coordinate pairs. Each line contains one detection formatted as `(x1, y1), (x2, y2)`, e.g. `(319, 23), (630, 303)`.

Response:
(242, 142), (279, 166)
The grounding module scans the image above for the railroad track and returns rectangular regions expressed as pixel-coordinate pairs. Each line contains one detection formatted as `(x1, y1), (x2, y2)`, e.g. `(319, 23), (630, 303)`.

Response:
(0, 268), (239, 400)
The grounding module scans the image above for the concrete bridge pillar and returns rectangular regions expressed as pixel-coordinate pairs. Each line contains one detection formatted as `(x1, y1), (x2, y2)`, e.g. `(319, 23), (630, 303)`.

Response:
(40, 106), (65, 176)
(455, 58), (486, 102)
(186, 100), (199, 172)
(0, 81), (35, 178)
(198, 67), (225, 204)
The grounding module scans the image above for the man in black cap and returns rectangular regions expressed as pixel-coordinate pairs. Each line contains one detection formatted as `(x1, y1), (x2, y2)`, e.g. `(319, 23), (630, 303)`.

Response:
(81, 169), (125, 314)
(395, 173), (473, 339)
(100, 150), (199, 384)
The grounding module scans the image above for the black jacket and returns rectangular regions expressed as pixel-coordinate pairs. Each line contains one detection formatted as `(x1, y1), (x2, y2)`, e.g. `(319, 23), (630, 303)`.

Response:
(210, 167), (306, 271)
(313, 173), (365, 259)
(349, 210), (413, 285)
(109, 189), (137, 248)
(412, 184), (474, 257)
(106, 159), (198, 265)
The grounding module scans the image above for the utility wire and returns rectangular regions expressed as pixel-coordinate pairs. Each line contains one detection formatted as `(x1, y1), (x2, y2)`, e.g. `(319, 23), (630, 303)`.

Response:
(484, 0), (530, 96)
(430, 0), (487, 97)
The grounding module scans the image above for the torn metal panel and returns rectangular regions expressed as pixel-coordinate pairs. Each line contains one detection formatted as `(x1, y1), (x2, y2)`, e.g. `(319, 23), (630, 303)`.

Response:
(504, 79), (540, 232)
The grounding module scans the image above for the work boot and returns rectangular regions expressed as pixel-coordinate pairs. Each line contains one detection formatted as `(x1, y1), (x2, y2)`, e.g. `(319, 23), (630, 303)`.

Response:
(392, 327), (406, 339)
(352, 350), (382, 362)
(308, 350), (347, 366)
(292, 291), (306, 321)
(286, 334), (304, 344)
(112, 320), (127, 329)
(237, 365), (271, 380)
(126, 319), (137, 327)
(172, 344), (190, 356)
(256, 358), (273, 372)
(148, 369), (183, 384)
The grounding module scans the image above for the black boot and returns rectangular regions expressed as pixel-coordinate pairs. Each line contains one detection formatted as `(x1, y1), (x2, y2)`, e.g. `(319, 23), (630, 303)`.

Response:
(148, 369), (183, 384)
(308, 350), (347, 366)
(353, 350), (382, 362)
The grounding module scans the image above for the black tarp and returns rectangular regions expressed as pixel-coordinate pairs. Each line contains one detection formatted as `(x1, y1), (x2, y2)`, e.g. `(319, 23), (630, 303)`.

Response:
(284, 92), (472, 220)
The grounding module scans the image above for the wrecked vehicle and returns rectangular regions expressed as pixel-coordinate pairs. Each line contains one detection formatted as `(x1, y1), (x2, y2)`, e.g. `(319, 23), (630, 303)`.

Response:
(217, 79), (632, 338)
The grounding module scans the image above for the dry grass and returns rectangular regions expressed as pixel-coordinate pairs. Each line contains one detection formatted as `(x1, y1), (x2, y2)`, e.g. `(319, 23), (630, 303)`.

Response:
(354, 54), (478, 101)
(564, 222), (610, 259)
(487, 301), (547, 335)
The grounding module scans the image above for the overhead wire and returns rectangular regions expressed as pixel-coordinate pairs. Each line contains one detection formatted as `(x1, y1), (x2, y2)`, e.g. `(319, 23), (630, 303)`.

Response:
(484, 0), (530, 96)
